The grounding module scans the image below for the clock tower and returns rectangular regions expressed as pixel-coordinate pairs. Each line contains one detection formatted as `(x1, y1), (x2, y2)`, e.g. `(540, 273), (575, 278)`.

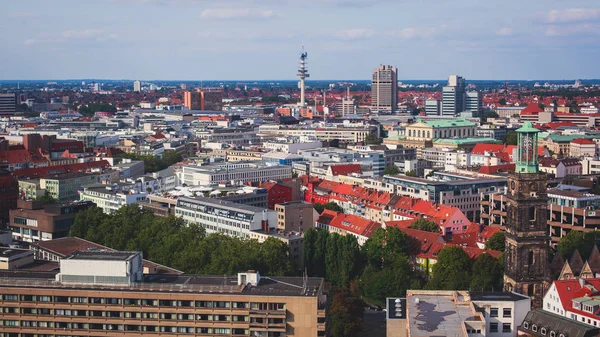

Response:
(503, 121), (550, 309)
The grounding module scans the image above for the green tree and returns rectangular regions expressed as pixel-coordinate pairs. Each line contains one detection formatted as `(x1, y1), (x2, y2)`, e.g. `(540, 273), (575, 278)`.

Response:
(36, 191), (56, 204)
(363, 227), (414, 268)
(292, 171), (299, 178)
(365, 134), (382, 145)
(329, 288), (364, 337)
(383, 165), (400, 175)
(77, 102), (117, 116)
(360, 255), (413, 303)
(505, 131), (518, 145)
(427, 246), (472, 290)
(326, 234), (362, 287)
(409, 218), (441, 233)
(405, 170), (417, 177)
(470, 253), (504, 291)
(557, 230), (599, 260)
(314, 202), (343, 214)
(498, 98), (507, 105)
(485, 232), (506, 252)
(480, 110), (500, 123)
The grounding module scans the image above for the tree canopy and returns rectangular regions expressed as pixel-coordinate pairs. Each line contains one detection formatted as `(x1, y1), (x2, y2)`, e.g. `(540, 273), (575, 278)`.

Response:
(409, 218), (441, 233)
(77, 102), (117, 116)
(120, 150), (182, 173)
(557, 230), (599, 260)
(314, 202), (343, 214)
(383, 165), (400, 176)
(70, 205), (295, 275)
(470, 253), (504, 291)
(426, 246), (472, 290)
(485, 232), (506, 252)
(405, 170), (417, 177)
(365, 134), (382, 145)
(505, 131), (518, 145)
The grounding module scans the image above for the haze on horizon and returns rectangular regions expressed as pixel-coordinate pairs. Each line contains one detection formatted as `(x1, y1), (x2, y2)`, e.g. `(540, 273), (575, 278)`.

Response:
(1, 0), (599, 81)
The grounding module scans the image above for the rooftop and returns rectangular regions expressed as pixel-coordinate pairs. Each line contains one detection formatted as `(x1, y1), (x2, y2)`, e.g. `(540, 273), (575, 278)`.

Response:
(418, 119), (476, 128)
(407, 291), (477, 337)
(67, 251), (138, 261)
(177, 196), (267, 213)
(469, 291), (530, 302)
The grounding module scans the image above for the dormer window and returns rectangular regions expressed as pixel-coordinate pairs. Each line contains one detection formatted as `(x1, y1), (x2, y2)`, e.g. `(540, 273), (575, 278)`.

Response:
(541, 327), (547, 335)
(550, 332), (556, 337)
(532, 325), (538, 332)
(523, 322), (529, 329)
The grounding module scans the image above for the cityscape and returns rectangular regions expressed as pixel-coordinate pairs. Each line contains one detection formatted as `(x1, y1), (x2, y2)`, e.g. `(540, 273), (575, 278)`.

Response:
(2, 1), (600, 337)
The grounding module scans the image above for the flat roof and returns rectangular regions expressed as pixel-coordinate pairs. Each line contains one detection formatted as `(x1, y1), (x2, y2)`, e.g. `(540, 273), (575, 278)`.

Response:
(0, 247), (32, 258)
(0, 270), (323, 297)
(178, 196), (266, 213)
(67, 251), (138, 261)
(407, 292), (476, 337)
(469, 291), (530, 302)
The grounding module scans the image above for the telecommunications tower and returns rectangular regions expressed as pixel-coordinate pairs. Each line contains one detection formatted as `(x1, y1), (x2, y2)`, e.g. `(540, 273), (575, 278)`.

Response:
(297, 46), (309, 107)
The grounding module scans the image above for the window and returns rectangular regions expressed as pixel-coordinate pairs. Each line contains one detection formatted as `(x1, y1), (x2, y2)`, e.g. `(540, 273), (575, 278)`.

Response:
(490, 323), (498, 332)
(523, 322), (529, 329)
(490, 308), (498, 317)
(2, 294), (18, 301)
(532, 325), (538, 332)
(540, 327), (546, 335)
(550, 331), (556, 337)
(503, 308), (512, 318)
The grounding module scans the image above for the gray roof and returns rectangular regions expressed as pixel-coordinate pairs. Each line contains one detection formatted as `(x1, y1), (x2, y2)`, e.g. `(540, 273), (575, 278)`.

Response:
(520, 310), (600, 337)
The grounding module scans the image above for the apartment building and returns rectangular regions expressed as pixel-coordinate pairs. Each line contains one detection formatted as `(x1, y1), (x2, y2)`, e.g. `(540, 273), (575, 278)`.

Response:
(79, 184), (147, 214)
(9, 199), (95, 242)
(175, 196), (277, 238)
(0, 250), (327, 337)
(275, 201), (317, 232)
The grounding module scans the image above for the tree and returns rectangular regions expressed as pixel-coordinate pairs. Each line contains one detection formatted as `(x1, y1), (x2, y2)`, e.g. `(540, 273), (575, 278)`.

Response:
(383, 165), (400, 175)
(505, 131), (518, 145)
(36, 191), (56, 204)
(314, 202), (343, 214)
(405, 170), (417, 177)
(365, 134), (382, 145)
(485, 232), (506, 252)
(470, 253), (504, 291)
(292, 171), (299, 178)
(427, 246), (472, 290)
(557, 230), (599, 260)
(361, 255), (413, 303)
(409, 218), (441, 233)
(480, 110), (499, 123)
(329, 288), (364, 337)
(363, 227), (414, 268)
(77, 102), (117, 117)
(498, 98), (507, 105)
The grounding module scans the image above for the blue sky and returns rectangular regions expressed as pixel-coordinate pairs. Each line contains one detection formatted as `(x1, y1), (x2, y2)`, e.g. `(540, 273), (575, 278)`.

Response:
(1, 0), (600, 80)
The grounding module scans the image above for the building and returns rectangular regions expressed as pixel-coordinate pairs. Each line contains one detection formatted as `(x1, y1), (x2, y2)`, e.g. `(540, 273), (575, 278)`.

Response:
(0, 93), (17, 115)
(518, 310), (600, 337)
(371, 65), (398, 113)
(184, 89), (202, 110)
(39, 173), (102, 201)
(249, 229), (304, 268)
(424, 99), (441, 116)
(175, 196), (277, 238)
(0, 251), (328, 336)
(465, 91), (482, 114)
(570, 138), (597, 158)
(0, 169), (18, 227)
(503, 122), (551, 309)
(316, 210), (379, 246)
(275, 201), (316, 232)
(9, 199), (94, 242)
(79, 184), (147, 214)
(539, 158), (582, 179)
(112, 158), (145, 179)
(442, 75), (466, 116)
(400, 118), (477, 149)
(133, 80), (141, 92)
(403, 290), (531, 337)
(177, 163), (292, 186)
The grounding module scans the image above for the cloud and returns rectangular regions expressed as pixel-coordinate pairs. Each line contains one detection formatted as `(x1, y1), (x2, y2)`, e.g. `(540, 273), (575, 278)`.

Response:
(390, 27), (438, 39)
(198, 31), (294, 41)
(23, 39), (38, 46)
(200, 8), (275, 20)
(62, 29), (105, 39)
(334, 28), (376, 41)
(495, 27), (514, 36)
(8, 12), (38, 18)
(544, 8), (600, 24)
(545, 24), (600, 37)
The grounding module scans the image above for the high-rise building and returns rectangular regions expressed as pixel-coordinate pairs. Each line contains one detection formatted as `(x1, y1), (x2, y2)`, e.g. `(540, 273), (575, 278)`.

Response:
(133, 80), (141, 92)
(424, 99), (441, 116)
(371, 65), (398, 113)
(465, 91), (482, 114)
(503, 121), (551, 309)
(0, 93), (17, 115)
(184, 89), (203, 110)
(441, 75), (466, 116)
(297, 47), (309, 107)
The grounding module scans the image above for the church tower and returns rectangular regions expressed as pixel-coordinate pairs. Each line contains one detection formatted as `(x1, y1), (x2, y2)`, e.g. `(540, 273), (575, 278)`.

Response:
(503, 121), (550, 309)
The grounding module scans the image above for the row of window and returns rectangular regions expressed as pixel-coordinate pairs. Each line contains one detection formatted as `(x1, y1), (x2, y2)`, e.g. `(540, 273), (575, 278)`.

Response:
(2, 321), (244, 334)
(489, 307), (512, 318)
(522, 321), (566, 337)
(0, 296), (285, 311)
(489, 322), (511, 333)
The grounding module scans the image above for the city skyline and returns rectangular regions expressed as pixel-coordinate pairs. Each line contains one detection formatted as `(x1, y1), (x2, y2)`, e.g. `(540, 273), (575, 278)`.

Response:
(1, 0), (600, 80)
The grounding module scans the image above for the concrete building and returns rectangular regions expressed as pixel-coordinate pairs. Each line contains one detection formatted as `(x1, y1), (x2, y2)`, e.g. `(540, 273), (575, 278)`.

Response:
(112, 159), (145, 179)
(0, 251), (327, 336)
(399, 290), (530, 337)
(177, 163), (292, 186)
(465, 91), (483, 114)
(40, 173), (102, 201)
(371, 65), (398, 113)
(442, 75), (466, 116)
(400, 119), (477, 149)
(275, 201), (317, 232)
(570, 138), (597, 158)
(133, 80), (141, 92)
(175, 196), (277, 238)
(0, 93), (17, 115)
(9, 199), (94, 242)
(184, 89), (202, 110)
(262, 139), (322, 154)
(79, 184), (147, 214)
(424, 99), (441, 116)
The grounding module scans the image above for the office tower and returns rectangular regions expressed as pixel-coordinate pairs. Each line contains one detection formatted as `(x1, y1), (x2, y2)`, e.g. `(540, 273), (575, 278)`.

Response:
(93, 83), (101, 92)
(371, 65), (398, 113)
(424, 99), (441, 116)
(184, 90), (202, 110)
(133, 80), (141, 92)
(0, 250), (327, 336)
(441, 75), (466, 116)
(180, 83), (187, 90)
(465, 91), (482, 114)
(0, 93), (17, 115)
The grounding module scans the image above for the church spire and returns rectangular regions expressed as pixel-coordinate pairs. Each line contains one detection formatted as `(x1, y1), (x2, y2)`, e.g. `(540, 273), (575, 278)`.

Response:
(515, 121), (540, 174)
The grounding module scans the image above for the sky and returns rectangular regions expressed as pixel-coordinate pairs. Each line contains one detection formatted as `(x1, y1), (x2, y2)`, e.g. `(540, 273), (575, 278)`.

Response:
(1, 0), (600, 81)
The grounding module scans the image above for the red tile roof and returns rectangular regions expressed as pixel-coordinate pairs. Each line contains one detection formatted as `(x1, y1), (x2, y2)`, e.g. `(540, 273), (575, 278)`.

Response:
(571, 138), (595, 145)
(479, 226), (501, 240)
(328, 213), (379, 238)
(11, 160), (110, 179)
(316, 209), (339, 226)
(479, 164), (515, 174)
(329, 164), (362, 176)
(520, 103), (544, 116)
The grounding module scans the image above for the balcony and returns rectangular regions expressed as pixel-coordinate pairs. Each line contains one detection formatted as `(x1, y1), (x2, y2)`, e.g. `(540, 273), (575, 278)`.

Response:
(249, 310), (287, 318)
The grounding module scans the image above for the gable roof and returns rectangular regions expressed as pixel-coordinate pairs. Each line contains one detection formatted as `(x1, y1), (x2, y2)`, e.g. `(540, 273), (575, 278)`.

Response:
(328, 213), (379, 238)
(571, 138), (596, 145)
